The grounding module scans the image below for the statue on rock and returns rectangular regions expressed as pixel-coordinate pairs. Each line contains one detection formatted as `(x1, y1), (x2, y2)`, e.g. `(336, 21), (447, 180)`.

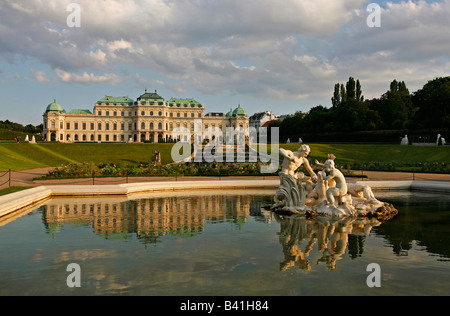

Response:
(273, 145), (317, 212)
(271, 146), (398, 220)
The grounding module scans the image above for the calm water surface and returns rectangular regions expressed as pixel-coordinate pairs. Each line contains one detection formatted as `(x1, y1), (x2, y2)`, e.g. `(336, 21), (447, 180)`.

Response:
(0, 190), (449, 296)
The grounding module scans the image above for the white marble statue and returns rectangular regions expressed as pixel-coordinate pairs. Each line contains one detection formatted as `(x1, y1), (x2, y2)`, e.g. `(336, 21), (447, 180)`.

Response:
(400, 134), (408, 145)
(272, 148), (398, 219)
(274, 145), (318, 210)
(437, 134), (446, 146)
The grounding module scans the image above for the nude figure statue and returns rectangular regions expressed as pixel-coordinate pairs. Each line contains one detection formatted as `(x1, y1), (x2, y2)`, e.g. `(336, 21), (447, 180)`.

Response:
(280, 144), (318, 184)
(322, 157), (347, 206)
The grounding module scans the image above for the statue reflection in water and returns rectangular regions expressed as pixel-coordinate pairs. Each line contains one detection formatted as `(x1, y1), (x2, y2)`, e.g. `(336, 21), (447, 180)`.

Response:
(275, 214), (381, 271)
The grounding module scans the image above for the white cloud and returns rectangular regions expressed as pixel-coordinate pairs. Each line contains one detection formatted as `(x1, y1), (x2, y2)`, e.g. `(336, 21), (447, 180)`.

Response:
(1, 0), (449, 107)
(31, 69), (50, 83)
(55, 69), (121, 85)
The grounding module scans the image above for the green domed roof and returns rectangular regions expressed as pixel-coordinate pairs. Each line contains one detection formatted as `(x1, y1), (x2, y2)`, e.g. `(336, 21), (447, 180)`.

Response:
(46, 100), (65, 113)
(232, 105), (246, 117)
(226, 108), (233, 117)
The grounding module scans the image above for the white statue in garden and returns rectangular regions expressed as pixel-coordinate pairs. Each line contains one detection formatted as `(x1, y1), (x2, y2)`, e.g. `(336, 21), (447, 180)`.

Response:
(321, 156), (348, 206)
(274, 145), (318, 210)
(272, 146), (398, 219)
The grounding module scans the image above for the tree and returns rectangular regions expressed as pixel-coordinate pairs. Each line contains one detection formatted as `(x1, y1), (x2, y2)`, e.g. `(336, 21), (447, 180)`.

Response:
(356, 79), (364, 102)
(369, 79), (415, 129)
(331, 83), (341, 107)
(346, 77), (356, 100)
(412, 76), (450, 129)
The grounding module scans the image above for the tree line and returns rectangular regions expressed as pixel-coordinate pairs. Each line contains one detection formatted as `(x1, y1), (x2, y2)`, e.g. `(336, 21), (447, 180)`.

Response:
(270, 76), (450, 141)
(0, 120), (43, 134)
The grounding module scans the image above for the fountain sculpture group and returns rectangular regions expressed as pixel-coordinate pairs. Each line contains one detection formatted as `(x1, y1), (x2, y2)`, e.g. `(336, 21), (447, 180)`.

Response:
(272, 145), (398, 219)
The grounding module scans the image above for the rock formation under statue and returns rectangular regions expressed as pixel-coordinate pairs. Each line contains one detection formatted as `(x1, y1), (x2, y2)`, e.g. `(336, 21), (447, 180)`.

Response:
(271, 146), (398, 220)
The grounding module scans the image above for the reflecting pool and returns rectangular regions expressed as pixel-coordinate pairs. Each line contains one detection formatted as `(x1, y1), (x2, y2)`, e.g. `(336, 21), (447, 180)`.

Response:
(0, 190), (449, 296)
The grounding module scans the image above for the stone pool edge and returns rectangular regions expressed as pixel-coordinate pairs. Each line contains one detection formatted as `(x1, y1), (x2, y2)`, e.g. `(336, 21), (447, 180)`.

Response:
(1, 180), (449, 219)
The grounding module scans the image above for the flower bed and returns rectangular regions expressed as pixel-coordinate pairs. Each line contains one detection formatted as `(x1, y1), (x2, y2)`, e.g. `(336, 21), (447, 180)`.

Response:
(340, 161), (450, 174)
(35, 162), (279, 180)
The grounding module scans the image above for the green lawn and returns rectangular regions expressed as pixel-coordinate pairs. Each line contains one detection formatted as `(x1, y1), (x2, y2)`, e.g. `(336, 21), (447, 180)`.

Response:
(278, 143), (450, 164)
(0, 186), (32, 196)
(1, 142), (449, 172)
(0, 143), (178, 171)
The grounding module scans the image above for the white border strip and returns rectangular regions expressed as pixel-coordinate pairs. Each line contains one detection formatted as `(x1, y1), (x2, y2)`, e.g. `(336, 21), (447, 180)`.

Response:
(1, 180), (449, 219)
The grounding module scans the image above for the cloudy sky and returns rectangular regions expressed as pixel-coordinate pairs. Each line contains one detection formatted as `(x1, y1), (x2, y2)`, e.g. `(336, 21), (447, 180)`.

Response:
(1, 0), (449, 125)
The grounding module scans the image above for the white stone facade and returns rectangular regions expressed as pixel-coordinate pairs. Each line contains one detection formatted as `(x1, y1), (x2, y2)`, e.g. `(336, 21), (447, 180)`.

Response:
(42, 91), (249, 143)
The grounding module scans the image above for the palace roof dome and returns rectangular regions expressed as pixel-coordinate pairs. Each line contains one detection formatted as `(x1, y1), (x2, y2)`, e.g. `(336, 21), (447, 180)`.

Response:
(232, 105), (247, 117)
(46, 100), (65, 113)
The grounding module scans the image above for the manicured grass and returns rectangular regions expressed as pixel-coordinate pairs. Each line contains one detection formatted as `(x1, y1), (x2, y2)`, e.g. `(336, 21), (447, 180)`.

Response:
(0, 142), (180, 171)
(255, 143), (450, 173)
(279, 143), (450, 164)
(1, 142), (449, 172)
(0, 186), (32, 196)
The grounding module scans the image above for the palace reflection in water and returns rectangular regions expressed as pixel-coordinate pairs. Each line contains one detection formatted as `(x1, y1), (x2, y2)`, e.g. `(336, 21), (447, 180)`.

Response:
(42, 194), (269, 243)
(39, 192), (450, 272)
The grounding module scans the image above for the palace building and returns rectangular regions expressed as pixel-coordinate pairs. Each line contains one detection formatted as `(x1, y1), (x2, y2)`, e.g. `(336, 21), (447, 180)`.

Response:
(42, 90), (249, 143)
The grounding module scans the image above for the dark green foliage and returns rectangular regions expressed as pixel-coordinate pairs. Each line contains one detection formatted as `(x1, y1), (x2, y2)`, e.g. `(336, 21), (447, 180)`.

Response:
(271, 76), (449, 142)
(412, 76), (450, 129)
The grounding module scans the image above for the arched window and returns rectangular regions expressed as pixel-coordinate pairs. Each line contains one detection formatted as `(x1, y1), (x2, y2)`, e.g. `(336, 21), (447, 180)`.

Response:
(158, 123), (163, 130)
(141, 122), (145, 129)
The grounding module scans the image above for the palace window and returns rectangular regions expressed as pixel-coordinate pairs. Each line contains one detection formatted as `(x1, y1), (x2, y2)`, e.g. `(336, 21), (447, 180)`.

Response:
(67, 122), (71, 130)
(74, 123), (79, 130)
